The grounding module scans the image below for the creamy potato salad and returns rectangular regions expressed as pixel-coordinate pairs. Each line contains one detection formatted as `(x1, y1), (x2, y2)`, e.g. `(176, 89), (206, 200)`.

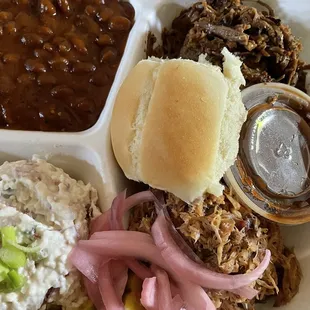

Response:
(0, 158), (99, 310)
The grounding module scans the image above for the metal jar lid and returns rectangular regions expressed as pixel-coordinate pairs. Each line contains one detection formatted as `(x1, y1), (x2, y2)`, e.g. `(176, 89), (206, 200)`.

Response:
(224, 83), (310, 224)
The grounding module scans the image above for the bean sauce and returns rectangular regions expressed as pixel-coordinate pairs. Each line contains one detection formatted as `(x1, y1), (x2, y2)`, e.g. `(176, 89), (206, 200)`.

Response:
(0, 0), (135, 131)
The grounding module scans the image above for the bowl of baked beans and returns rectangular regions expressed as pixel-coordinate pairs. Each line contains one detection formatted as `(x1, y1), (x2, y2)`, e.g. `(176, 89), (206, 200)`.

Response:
(0, 0), (135, 132)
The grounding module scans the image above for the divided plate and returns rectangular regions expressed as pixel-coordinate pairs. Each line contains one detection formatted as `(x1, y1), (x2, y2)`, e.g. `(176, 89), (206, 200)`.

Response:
(0, 1), (309, 309)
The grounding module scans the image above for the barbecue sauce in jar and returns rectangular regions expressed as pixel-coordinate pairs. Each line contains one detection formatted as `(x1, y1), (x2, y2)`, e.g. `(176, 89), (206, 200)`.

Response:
(0, 0), (134, 131)
(225, 83), (310, 224)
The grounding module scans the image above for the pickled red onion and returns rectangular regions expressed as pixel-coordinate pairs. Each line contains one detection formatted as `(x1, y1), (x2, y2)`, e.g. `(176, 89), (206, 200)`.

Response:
(151, 265), (173, 309)
(110, 190), (127, 230)
(98, 262), (124, 310)
(78, 235), (168, 269)
(90, 210), (111, 235)
(110, 260), (128, 300)
(69, 247), (101, 283)
(177, 280), (216, 310)
(124, 191), (157, 216)
(71, 190), (272, 310)
(231, 286), (259, 299)
(90, 230), (154, 243)
(126, 259), (153, 280)
(83, 277), (105, 310)
(172, 295), (185, 310)
(110, 190), (154, 283)
(140, 277), (158, 310)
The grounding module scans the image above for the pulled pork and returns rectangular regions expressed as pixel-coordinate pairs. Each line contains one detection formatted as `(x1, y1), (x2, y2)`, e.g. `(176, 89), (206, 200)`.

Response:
(129, 190), (302, 309)
(146, 0), (307, 89)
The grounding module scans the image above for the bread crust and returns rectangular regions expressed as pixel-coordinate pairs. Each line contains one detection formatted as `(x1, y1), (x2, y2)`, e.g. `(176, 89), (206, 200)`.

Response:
(111, 54), (247, 202)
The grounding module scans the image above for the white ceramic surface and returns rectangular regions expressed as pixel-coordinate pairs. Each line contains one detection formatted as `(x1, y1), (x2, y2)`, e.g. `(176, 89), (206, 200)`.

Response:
(0, 0), (309, 309)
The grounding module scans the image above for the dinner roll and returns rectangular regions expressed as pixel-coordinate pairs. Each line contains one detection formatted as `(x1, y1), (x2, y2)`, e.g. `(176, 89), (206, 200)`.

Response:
(111, 48), (247, 202)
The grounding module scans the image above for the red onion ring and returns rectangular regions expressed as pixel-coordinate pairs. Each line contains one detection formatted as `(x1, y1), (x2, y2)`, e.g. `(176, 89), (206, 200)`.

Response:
(98, 262), (124, 310)
(111, 190), (155, 281)
(78, 234), (168, 269)
(141, 277), (158, 310)
(72, 190), (272, 310)
(177, 280), (216, 310)
(83, 277), (105, 310)
(90, 210), (111, 235)
(126, 259), (153, 280)
(69, 247), (101, 283)
(151, 265), (173, 309)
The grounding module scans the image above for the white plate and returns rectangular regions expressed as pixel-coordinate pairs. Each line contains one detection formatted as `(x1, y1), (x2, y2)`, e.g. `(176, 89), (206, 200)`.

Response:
(0, 0), (309, 309)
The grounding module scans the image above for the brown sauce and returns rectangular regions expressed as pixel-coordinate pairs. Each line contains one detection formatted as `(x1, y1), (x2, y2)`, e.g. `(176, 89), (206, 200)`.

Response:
(235, 90), (310, 222)
(0, 0), (134, 131)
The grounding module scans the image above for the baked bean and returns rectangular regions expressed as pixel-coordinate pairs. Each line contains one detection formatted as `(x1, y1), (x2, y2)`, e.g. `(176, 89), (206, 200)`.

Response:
(37, 26), (54, 37)
(70, 36), (88, 54)
(3, 53), (20, 63)
(43, 42), (55, 53)
(98, 8), (114, 22)
(76, 15), (100, 35)
(120, 2), (135, 20)
(17, 73), (36, 84)
(37, 73), (57, 86)
(41, 15), (58, 32)
(109, 16), (131, 31)
(59, 42), (72, 54)
(67, 23), (77, 32)
(96, 34), (114, 46)
(75, 97), (95, 113)
(57, 0), (71, 15)
(85, 5), (97, 16)
(48, 56), (69, 71)
(100, 47), (118, 63)
(14, 12), (37, 29)
(5, 21), (17, 35)
(0, 26), (3, 36)
(0, 12), (13, 23)
(72, 61), (96, 73)
(39, 0), (57, 16)
(34, 49), (51, 60)
(51, 85), (74, 98)
(21, 33), (44, 47)
(25, 59), (47, 73)
(64, 31), (74, 38)
(53, 37), (71, 53)
(91, 0), (103, 5)
(89, 72), (109, 86)
(0, 75), (15, 94)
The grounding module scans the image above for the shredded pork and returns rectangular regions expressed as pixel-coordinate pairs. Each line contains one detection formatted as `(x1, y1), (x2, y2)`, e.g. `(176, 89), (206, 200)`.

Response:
(129, 190), (301, 309)
(146, 0), (308, 90)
